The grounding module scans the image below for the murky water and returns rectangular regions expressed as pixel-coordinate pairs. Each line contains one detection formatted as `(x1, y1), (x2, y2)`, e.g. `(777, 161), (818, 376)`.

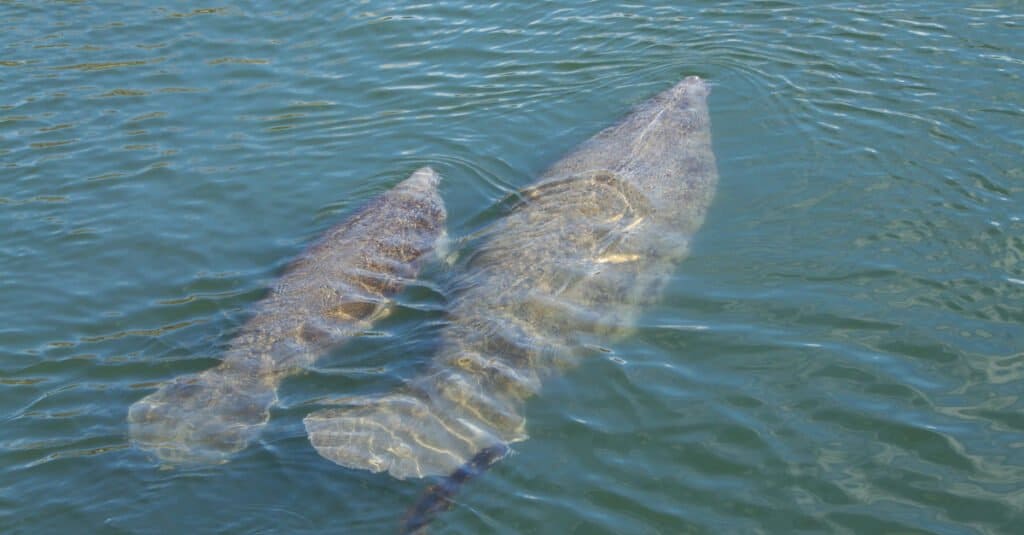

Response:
(2, 1), (1022, 533)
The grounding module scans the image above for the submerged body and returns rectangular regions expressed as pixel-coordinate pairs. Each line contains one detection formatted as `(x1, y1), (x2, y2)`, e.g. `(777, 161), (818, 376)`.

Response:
(129, 167), (446, 464)
(305, 76), (718, 479)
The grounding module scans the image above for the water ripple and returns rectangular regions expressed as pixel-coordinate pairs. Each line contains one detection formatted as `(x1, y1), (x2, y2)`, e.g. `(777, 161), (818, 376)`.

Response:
(2, 1), (1023, 533)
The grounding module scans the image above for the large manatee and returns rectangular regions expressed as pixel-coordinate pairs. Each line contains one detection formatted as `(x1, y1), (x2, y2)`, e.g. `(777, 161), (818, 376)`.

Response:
(304, 76), (718, 480)
(129, 167), (446, 464)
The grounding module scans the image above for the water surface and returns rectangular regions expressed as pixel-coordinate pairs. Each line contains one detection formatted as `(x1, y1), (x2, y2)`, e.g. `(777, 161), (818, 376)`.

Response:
(2, 1), (1022, 533)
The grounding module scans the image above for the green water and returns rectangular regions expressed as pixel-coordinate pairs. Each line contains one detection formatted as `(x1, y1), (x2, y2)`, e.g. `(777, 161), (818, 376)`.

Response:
(2, 1), (1022, 533)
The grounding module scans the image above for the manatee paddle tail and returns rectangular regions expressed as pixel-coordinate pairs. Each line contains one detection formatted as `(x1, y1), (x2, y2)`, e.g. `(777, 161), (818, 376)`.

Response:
(128, 167), (446, 464)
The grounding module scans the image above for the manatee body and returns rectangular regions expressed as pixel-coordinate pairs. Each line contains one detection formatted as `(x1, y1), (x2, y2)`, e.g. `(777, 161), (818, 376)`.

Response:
(304, 76), (718, 479)
(128, 167), (446, 464)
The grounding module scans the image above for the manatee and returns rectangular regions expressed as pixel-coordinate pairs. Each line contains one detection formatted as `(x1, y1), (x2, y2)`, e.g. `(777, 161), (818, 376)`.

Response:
(304, 76), (718, 480)
(128, 167), (446, 464)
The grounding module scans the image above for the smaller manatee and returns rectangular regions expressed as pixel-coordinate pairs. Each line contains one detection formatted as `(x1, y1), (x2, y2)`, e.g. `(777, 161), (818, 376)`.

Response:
(128, 167), (447, 464)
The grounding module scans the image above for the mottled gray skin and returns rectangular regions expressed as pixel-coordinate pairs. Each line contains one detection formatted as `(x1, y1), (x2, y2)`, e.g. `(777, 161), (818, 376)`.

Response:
(128, 167), (446, 464)
(305, 76), (718, 479)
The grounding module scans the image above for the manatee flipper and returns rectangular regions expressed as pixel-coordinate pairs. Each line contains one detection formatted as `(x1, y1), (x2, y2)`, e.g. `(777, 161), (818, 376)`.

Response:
(128, 167), (446, 464)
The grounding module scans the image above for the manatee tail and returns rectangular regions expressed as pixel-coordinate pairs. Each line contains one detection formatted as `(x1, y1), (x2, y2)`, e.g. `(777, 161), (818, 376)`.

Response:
(303, 378), (521, 480)
(128, 367), (277, 464)
(402, 444), (509, 534)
